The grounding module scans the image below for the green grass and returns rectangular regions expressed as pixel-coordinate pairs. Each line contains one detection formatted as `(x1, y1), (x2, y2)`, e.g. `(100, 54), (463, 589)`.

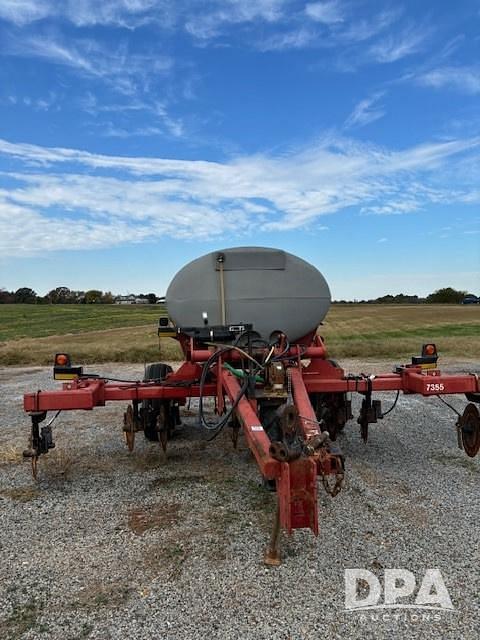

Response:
(0, 304), (163, 341)
(321, 304), (480, 359)
(0, 303), (478, 365)
(330, 323), (479, 341)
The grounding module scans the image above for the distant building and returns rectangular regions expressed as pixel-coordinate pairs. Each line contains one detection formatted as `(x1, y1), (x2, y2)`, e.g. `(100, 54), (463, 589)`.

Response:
(462, 294), (479, 304)
(115, 294), (155, 304)
(115, 295), (137, 304)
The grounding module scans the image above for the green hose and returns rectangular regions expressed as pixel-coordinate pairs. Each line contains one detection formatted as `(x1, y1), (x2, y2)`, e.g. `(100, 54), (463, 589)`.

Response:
(223, 362), (264, 383)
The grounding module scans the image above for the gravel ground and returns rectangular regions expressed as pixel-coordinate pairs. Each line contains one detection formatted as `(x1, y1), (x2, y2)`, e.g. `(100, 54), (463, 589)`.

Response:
(0, 359), (479, 640)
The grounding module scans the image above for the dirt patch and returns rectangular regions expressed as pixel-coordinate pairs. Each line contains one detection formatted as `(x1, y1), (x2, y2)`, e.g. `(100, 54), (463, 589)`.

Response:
(0, 485), (40, 502)
(0, 446), (22, 466)
(128, 502), (181, 536)
(140, 540), (189, 581)
(431, 452), (480, 474)
(350, 460), (380, 487)
(0, 600), (46, 639)
(73, 581), (133, 610)
(150, 473), (208, 487)
(42, 449), (77, 479)
(388, 502), (430, 527)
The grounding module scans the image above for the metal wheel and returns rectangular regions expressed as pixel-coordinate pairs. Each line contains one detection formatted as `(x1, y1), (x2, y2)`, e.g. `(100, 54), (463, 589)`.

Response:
(31, 455), (38, 480)
(123, 405), (135, 452)
(361, 424), (368, 443)
(459, 403), (480, 458)
(157, 403), (169, 453)
(142, 363), (173, 441)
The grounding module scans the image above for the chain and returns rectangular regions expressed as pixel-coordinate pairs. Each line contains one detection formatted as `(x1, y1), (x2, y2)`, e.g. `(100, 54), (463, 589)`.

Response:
(287, 367), (292, 402)
(286, 365), (343, 497)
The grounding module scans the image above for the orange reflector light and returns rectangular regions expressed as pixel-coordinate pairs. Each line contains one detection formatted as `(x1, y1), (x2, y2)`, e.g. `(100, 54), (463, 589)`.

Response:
(55, 354), (69, 366)
(424, 344), (436, 356)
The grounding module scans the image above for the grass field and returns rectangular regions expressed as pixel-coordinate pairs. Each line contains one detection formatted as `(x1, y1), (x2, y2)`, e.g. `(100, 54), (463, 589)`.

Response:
(0, 304), (162, 341)
(0, 303), (478, 365)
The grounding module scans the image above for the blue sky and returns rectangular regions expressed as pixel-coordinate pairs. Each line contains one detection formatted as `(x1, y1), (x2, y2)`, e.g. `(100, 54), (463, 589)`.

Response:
(0, 0), (479, 300)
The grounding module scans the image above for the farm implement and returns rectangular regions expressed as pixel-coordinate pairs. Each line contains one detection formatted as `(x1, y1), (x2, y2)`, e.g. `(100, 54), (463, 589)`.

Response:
(22, 248), (480, 564)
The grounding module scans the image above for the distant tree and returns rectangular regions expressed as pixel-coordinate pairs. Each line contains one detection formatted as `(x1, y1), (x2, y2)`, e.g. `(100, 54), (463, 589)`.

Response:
(46, 286), (74, 304)
(427, 287), (467, 304)
(102, 291), (114, 304)
(14, 287), (37, 303)
(146, 293), (157, 304)
(84, 289), (103, 304)
(0, 288), (14, 303)
(373, 293), (423, 304)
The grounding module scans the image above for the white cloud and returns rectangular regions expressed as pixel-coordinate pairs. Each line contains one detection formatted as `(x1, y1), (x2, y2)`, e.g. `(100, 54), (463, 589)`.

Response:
(79, 94), (185, 138)
(416, 66), (480, 94)
(184, 0), (286, 39)
(305, 1), (343, 25)
(3, 33), (173, 96)
(0, 134), (479, 253)
(102, 125), (164, 138)
(0, 0), (406, 61)
(361, 200), (421, 215)
(344, 92), (385, 128)
(368, 25), (427, 63)
(0, 0), (53, 26)
(79, 92), (150, 115)
(62, 0), (170, 29)
(0, 0), (173, 29)
(102, 118), (183, 139)
(252, 3), (402, 53)
(0, 0), (288, 35)
(153, 102), (185, 137)
(0, 0), (427, 74)
(258, 27), (317, 51)
(337, 8), (400, 43)
(2, 92), (58, 110)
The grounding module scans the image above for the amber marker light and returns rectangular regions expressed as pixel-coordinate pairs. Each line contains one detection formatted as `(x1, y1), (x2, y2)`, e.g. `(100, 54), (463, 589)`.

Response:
(423, 344), (437, 356)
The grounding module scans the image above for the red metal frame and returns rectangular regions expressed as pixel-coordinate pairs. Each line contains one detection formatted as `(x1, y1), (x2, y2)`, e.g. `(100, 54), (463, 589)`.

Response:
(24, 362), (479, 413)
(22, 336), (479, 548)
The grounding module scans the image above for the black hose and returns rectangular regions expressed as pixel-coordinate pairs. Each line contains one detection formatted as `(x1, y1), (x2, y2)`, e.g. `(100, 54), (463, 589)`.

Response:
(199, 345), (262, 439)
(436, 394), (462, 417)
(382, 391), (400, 417)
(80, 374), (197, 387)
(198, 346), (236, 432)
(204, 376), (250, 441)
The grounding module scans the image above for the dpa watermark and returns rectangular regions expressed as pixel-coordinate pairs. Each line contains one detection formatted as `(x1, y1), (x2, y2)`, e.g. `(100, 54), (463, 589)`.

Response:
(344, 568), (455, 619)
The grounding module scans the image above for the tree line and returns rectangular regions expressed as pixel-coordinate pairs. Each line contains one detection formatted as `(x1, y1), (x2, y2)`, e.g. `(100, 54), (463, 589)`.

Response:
(0, 286), (476, 305)
(334, 288), (477, 304)
(0, 287), (159, 304)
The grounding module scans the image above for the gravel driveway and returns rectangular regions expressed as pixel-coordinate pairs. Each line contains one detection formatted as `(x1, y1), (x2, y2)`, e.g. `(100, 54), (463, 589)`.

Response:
(0, 360), (479, 640)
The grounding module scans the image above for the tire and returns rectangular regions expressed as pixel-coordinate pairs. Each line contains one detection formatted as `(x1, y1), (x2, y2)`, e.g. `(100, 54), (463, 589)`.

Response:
(142, 363), (172, 441)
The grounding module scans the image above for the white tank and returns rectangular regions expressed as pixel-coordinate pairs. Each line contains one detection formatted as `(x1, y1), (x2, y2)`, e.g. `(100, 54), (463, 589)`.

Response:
(165, 247), (331, 342)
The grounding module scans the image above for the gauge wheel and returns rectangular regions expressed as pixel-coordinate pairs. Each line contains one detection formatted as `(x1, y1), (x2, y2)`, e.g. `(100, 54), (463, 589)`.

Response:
(142, 363), (172, 441)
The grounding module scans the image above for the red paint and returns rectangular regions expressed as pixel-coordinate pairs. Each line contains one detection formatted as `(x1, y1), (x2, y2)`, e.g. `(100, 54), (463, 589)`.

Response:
(22, 334), (479, 537)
